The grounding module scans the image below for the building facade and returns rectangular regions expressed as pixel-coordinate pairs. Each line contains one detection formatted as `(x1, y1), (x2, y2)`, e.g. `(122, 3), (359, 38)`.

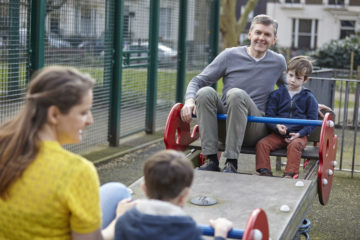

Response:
(267, 0), (360, 50)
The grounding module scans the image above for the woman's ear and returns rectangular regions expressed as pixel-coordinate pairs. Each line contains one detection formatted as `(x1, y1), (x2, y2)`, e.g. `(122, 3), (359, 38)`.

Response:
(47, 106), (61, 125)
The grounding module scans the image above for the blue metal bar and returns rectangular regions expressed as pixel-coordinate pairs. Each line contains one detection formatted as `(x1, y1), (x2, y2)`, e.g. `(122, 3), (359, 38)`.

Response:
(198, 225), (243, 239)
(193, 114), (323, 126)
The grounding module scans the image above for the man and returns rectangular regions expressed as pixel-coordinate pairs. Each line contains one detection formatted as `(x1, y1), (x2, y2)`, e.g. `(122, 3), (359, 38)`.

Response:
(180, 14), (287, 173)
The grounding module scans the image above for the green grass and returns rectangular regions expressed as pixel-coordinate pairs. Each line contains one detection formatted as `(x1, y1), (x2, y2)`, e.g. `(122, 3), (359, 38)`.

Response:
(0, 63), (28, 94)
(334, 98), (355, 109)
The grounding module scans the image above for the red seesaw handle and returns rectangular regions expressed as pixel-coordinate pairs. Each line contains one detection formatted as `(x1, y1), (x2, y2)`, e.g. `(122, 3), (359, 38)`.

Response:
(318, 112), (337, 205)
(164, 103), (199, 151)
(198, 208), (269, 239)
(242, 208), (269, 240)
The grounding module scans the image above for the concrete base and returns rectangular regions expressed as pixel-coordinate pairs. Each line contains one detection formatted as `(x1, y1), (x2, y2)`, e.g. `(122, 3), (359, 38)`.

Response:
(129, 171), (317, 240)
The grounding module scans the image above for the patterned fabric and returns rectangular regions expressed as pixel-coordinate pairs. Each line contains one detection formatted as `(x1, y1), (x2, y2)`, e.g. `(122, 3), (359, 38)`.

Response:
(0, 141), (101, 240)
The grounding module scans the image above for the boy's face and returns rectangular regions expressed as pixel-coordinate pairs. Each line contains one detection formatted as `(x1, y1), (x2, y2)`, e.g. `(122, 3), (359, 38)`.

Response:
(286, 70), (306, 91)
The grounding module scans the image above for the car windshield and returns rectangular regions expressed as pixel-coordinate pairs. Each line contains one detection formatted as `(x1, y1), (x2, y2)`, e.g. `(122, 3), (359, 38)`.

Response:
(158, 44), (173, 52)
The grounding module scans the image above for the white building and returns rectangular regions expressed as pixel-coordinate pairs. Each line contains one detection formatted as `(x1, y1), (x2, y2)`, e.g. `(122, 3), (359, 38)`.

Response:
(45, 0), (195, 44)
(267, 0), (360, 50)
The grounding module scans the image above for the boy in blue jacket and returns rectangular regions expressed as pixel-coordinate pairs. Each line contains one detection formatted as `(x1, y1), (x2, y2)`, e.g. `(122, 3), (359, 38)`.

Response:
(115, 150), (233, 240)
(256, 56), (318, 178)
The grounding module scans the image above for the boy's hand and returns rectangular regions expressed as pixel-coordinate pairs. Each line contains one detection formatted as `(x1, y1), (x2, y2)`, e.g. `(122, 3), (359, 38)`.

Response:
(181, 98), (196, 123)
(115, 198), (138, 217)
(209, 218), (233, 238)
(276, 124), (287, 135)
(285, 132), (300, 143)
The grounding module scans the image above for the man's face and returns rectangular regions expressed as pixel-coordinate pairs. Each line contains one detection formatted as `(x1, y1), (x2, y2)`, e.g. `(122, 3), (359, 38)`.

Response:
(248, 23), (277, 55)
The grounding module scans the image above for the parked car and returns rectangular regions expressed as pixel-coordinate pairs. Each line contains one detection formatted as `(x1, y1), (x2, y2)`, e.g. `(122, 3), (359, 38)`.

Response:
(47, 33), (71, 48)
(123, 42), (177, 66)
(77, 34), (104, 56)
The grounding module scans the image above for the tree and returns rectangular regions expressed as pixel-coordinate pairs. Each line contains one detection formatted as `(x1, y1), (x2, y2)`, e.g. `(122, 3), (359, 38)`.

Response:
(310, 34), (360, 69)
(220, 0), (258, 49)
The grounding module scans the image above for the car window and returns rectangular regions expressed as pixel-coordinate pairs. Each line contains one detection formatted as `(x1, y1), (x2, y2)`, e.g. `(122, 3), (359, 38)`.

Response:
(129, 45), (147, 51)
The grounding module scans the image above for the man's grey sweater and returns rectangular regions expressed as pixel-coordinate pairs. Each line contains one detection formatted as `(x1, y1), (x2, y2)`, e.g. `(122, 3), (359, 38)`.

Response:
(185, 46), (286, 112)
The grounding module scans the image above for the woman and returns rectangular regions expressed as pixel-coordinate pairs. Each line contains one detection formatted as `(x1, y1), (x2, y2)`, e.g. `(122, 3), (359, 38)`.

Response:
(0, 66), (135, 240)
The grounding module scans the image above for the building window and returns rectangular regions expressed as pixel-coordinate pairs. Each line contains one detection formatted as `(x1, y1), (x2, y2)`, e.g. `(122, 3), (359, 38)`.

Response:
(49, 12), (60, 35)
(340, 20), (355, 39)
(159, 8), (171, 40)
(292, 19), (318, 50)
(285, 0), (300, 3)
(76, 6), (95, 36)
(328, 0), (345, 5)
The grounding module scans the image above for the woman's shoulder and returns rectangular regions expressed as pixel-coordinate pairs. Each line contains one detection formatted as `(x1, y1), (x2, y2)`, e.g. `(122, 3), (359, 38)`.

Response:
(39, 141), (95, 170)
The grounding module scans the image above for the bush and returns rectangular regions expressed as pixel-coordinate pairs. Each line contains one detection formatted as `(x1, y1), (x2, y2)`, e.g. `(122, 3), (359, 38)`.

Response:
(310, 33), (360, 69)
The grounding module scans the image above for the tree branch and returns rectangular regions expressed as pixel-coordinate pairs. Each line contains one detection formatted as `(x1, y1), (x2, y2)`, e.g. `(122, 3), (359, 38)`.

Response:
(235, 0), (259, 36)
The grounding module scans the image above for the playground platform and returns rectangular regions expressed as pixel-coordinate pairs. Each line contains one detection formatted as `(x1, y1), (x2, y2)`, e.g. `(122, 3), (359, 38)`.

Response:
(87, 131), (360, 240)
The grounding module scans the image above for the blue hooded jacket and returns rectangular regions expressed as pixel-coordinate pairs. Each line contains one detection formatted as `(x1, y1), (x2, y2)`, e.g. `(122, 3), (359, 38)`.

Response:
(265, 84), (318, 137)
(114, 200), (225, 240)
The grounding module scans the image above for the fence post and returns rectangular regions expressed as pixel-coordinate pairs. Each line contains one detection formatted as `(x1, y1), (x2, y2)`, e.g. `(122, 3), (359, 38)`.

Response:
(176, 0), (188, 104)
(29, 0), (46, 77)
(351, 66), (360, 177)
(108, 0), (124, 146)
(8, 0), (20, 97)
(145, 0), (160, 134)
(209, 0), (220, 90)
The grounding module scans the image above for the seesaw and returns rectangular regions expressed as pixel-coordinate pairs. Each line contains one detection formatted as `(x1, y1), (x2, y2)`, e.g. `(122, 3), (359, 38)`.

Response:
(157, 103), (338, 239)
(164, 103), (337, 206)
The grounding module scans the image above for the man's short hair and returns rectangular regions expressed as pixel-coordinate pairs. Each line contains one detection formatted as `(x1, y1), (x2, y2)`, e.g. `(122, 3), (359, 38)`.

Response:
(287, 56), (313, 79)
(143, 150), (194, 200)
(249, 14), (278, 36)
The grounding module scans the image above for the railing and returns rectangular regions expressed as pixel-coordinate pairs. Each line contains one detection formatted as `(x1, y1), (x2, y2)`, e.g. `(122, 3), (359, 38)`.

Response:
(308, 68), (359, 177)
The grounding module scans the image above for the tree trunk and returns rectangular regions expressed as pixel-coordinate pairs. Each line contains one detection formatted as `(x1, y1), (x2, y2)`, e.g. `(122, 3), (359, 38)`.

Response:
(220, 0), (237, 49)
(220, 0), (258, 49)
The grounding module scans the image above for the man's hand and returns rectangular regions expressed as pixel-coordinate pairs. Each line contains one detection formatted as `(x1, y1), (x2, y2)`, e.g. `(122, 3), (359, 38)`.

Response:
(318, 104), (333, 118)
(276, 124), (287, 135)
(180, 98), (196, 123)
(285, 132), (300, 143)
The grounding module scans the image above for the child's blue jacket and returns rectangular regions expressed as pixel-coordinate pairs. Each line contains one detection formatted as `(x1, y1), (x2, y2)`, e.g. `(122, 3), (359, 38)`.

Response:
(265, 84), (318, 137)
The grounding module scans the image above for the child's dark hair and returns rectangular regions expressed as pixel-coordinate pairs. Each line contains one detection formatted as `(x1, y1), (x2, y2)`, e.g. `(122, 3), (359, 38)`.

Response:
(287, 56), (313, 80)
(143, 150), (194, 200)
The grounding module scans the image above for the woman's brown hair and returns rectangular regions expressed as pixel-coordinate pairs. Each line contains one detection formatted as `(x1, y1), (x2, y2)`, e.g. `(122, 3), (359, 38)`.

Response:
(0, 66), (95, 199)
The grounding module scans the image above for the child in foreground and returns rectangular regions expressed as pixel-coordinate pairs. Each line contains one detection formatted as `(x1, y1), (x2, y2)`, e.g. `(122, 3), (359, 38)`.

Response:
(115, 150), (233, 240)
(256, 56), (318, 178)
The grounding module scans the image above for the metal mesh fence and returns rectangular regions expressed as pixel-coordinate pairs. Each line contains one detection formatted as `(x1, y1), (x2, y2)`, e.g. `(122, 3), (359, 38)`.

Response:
(154, 0), (212, 130)
(43, 0), (112, 153)
(0, 0), (29, 127)
(119, 1), (150, 137)
(0, 0), (216, 154)
(187, 0), (212, 73)
(154, 1), (179, 130)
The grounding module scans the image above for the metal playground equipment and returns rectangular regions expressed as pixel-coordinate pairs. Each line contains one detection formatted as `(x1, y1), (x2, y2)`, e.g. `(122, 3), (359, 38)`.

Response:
(158, 102), (338, 239)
